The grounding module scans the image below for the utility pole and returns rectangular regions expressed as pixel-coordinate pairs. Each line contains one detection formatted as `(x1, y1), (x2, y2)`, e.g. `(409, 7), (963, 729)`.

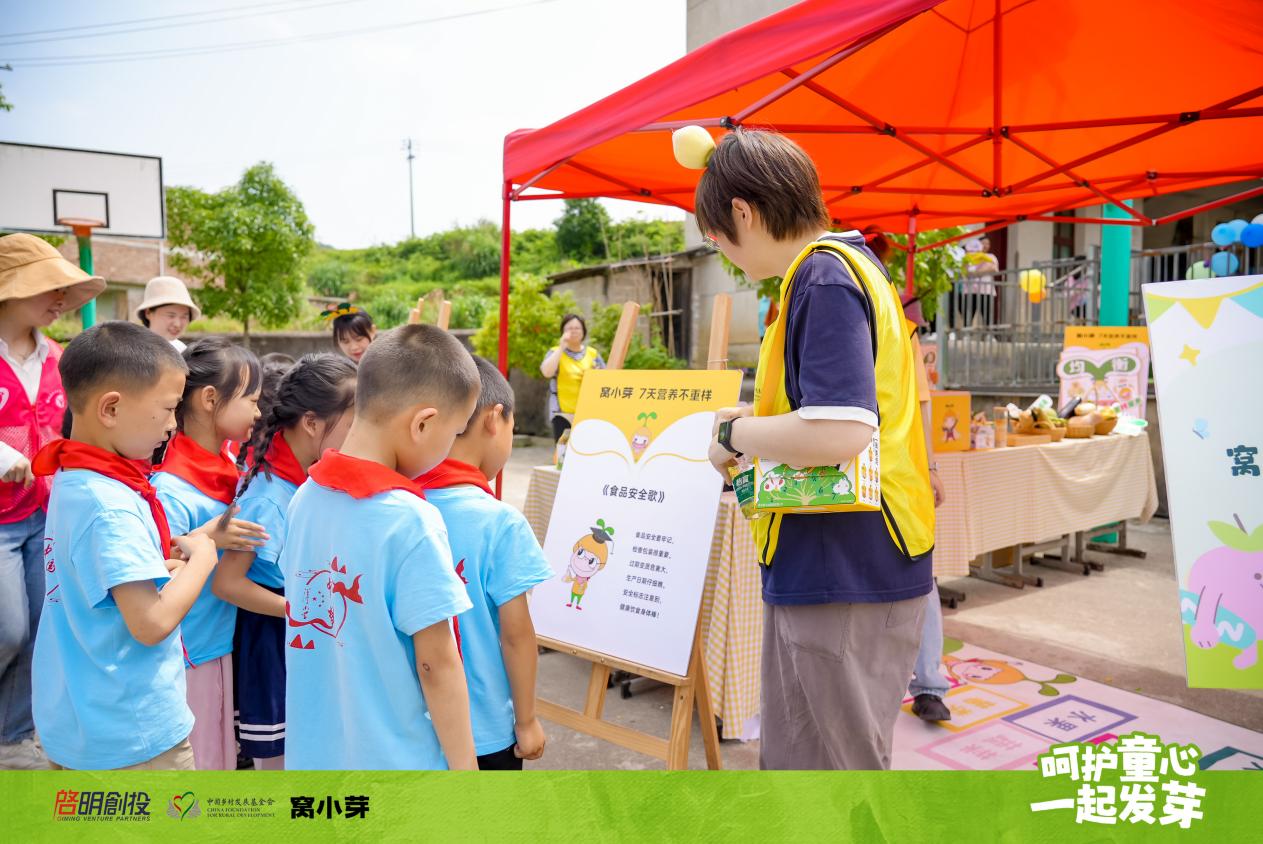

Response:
(402, 138), (416, 239)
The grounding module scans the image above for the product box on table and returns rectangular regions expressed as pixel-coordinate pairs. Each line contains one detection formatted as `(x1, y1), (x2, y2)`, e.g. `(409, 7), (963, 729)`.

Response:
(930, 391), (971, 452)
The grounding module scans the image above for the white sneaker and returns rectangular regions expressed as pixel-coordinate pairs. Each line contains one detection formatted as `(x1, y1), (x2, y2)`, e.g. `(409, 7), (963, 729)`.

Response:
(0, 737), (50, 770)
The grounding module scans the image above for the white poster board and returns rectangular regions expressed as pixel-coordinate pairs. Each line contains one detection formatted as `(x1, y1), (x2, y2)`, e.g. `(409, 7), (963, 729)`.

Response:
(532, 369), (741, 676)
(1144, 275), (1263, 689)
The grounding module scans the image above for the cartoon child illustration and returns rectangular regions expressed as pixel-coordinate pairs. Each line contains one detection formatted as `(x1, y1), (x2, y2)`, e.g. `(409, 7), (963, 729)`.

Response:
(832, 473), (853, 500)
(942, 412), (959, 443)
(563, 519), (615, 610)
(944, 654), (1076, 696)
(631, 411), (658, 460)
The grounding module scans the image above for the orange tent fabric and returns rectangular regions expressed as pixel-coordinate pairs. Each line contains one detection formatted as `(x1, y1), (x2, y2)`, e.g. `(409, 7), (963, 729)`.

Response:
(503, 0), (1263, 232)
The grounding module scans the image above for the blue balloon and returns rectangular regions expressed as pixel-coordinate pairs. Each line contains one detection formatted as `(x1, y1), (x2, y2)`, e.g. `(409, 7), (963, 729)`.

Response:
(1212, 223), (1236, 246)
(1227, 219), (1249, 241)
(1210, 250), (1239, 276)
(1241, 223), (1263, 248)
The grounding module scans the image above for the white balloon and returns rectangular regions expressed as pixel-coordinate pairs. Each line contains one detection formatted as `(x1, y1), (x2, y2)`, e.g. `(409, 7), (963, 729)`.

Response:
(1253, 213), (1263, 226)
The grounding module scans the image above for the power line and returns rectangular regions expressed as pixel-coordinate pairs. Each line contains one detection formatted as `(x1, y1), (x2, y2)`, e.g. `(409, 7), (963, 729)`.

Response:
(1, 0), (562, 68)
(0, 0), (311, 40)
(0, 0), (370, 48)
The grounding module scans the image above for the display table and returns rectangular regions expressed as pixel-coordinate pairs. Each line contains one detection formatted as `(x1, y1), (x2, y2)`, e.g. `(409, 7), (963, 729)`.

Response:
(521, 434), (1157, 736)
(524, 466), (762, 740)
(932, 433), (1159, 577)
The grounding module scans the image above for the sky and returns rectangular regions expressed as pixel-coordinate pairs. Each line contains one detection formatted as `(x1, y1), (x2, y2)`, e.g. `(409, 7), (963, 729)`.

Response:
(0, 0), (687, 248)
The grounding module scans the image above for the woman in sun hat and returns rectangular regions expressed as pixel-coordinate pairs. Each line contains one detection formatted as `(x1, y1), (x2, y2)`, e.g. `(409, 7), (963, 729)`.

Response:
(0, 233), (104, 770)
(136, 276), (200, 352)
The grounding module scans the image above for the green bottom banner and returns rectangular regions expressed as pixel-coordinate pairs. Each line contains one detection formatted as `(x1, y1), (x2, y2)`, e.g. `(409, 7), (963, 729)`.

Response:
(2, 770), (1258, 841)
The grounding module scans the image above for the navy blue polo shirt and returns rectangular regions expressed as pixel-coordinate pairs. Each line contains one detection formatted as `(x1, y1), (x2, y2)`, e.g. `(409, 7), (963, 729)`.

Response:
(760, 233), (933, 606)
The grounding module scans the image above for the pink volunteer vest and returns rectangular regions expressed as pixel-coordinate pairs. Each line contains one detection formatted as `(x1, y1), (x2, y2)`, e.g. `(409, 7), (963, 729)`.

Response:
(0, 339), (66, 523)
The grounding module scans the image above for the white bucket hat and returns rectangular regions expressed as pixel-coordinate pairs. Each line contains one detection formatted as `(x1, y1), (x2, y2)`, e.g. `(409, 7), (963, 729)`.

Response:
(136, 275), (201, 322)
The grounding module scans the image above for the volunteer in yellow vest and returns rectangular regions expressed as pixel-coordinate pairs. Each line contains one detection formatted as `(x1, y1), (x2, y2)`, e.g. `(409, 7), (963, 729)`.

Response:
(682, 126), (935, 770)
(539, 314), (605, 442)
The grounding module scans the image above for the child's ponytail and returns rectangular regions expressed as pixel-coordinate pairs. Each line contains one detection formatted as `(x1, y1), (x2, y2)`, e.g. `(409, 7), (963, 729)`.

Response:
(219, 353), (356, 529)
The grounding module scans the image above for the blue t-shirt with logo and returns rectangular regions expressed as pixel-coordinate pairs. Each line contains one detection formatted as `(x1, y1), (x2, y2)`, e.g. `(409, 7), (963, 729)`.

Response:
(282, 481), (472, 770)
(761, 232), (933, 605)
(153, 472), (237, 664)
(235, 471), (299, 589)
(33, 469), (195, 769)
(425, 486), (554, 756)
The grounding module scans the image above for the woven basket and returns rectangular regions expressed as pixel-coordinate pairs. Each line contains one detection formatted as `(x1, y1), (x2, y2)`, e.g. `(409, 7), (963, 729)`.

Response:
(1047, 426), (1067, 442)
(1095, 416), (1118, 436)
(1067, 414), (1098, 439)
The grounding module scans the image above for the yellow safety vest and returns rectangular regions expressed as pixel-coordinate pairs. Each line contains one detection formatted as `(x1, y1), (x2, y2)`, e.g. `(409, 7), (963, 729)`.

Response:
(556, 345), (600, 414)
(751, 237), (935, 566)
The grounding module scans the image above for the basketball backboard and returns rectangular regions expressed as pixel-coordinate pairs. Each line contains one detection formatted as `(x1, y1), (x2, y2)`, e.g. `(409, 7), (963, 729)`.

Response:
(0, 142), (164, 238)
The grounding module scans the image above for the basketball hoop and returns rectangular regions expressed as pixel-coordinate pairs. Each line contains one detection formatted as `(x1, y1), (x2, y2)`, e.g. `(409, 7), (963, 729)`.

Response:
(56, 216), (105, 237)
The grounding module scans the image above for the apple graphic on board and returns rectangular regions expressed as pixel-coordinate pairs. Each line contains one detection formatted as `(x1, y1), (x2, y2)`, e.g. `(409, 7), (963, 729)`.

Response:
(1188, 514), (1263, 670)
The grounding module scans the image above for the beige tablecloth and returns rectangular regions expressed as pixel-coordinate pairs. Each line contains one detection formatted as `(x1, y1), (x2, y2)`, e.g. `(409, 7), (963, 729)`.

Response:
(932, 433), (1159, 576)
(523, 466), (762, 740)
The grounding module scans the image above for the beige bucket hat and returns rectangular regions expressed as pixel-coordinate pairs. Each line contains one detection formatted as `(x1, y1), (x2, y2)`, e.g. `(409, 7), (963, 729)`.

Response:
(0, 233), (106, 311)
(136, 275), (201, 322)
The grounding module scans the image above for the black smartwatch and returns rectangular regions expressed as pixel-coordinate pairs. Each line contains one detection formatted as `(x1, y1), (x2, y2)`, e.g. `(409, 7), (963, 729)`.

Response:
(717, 418), (742, 456)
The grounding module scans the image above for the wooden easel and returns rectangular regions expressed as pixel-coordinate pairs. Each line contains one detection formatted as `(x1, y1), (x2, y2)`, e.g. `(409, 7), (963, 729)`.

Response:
(535, 294), (732, 770)
(409, 289), (451, 329)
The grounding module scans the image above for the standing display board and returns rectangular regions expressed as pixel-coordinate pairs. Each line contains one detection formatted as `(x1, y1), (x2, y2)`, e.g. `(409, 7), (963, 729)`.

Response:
(533, 296), (737, 769)
(1144, 276), (1263, 689)
(534, 368), (741, 675)
(1057, 326), (1151, 420)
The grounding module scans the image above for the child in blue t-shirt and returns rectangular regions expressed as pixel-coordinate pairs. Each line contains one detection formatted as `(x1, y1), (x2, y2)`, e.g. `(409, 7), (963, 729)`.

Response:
(418, 356), (552, 769)
(281, 325), (479, 770)
(212, 354), (356, 770)
(30, 322), (220, 770)
(152, 337), (269, 770)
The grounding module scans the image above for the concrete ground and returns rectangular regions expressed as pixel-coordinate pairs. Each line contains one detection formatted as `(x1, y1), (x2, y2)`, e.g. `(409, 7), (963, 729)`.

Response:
(502, 439), (1263, 770)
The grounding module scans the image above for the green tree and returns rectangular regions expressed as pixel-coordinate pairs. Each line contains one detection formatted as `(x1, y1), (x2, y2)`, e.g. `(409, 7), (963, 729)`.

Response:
(472, 275), (578, 375)
(166, 163), (315, 343)
(607, 218), (684, 261)
(0, 82), (12, 112)
(555, 199), (610, 262)
(885, 227), (967, 323)
(307, 258), (356, 297)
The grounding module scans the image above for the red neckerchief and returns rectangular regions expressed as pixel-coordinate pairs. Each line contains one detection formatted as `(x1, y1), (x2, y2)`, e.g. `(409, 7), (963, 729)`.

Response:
(415, 458), (493, 496)
(157, 432), (240, 505)
(257, 433), (307, 487)
(33, 439), (172, 558)
(308, 450), (425, 500)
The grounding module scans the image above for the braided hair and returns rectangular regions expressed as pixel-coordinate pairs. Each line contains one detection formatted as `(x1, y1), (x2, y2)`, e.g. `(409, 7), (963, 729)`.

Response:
(237, 357), (296, 472)
(153, 337), (261, 465)
(219, 353), (356, 529)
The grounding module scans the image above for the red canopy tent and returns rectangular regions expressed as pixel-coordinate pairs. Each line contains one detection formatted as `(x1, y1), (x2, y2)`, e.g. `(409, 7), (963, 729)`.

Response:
(497, 0), (1263, 375)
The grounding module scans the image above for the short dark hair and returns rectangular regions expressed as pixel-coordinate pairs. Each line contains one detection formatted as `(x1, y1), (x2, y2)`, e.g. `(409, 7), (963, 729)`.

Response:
(260, 352), (296, 368)
(694, 127), (829, 245)
(560, 313), (586, 339)
(60, 321), (187, 413)
(355, 324), (479, 423)
(466, 355), (513, 427)
(332, 309), (375, 344)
